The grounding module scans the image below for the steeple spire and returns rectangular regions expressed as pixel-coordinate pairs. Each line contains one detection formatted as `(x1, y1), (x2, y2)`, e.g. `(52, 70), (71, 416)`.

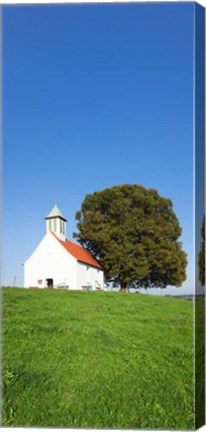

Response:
(45, 203), (67, 241)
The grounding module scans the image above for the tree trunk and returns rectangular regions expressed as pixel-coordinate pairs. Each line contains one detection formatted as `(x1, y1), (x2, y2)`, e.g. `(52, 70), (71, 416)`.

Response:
(120, 282), (127, 292)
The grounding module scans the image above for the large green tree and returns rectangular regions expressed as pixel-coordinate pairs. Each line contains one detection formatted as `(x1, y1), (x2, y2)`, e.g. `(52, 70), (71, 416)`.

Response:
(199, 215), (205, 286)
(74, 184), (187, 291)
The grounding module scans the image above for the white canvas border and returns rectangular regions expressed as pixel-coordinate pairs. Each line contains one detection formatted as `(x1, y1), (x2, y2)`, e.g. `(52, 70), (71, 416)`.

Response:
(0, 1), (205, 432)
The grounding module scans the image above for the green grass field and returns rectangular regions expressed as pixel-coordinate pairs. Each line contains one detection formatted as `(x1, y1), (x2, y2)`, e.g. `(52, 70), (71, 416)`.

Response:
(2, 288), (194, 429)
(195, 297), (205, 429)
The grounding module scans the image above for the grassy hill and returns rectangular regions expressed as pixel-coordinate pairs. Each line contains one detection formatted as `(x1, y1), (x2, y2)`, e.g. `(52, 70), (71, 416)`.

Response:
(2, 288), (194, 429)
(195, 297), (205, 429)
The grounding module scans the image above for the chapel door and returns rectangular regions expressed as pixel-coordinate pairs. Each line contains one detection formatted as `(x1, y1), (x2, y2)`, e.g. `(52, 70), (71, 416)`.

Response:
(46, 278), (53, 288)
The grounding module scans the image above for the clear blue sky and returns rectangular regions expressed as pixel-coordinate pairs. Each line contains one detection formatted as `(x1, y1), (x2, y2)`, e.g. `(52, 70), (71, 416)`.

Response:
(2, 3), (199, 293)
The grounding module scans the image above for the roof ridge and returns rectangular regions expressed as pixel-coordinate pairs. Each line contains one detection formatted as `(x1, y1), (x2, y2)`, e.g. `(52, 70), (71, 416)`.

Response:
(65, 239), (90, 250)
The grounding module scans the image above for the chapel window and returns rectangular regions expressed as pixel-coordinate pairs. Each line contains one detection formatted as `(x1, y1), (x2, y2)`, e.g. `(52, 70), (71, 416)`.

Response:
(54, 219), (57, 232)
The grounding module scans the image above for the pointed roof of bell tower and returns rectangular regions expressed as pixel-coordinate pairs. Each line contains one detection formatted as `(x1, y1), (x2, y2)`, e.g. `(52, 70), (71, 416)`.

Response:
(46, 203), (67, 221)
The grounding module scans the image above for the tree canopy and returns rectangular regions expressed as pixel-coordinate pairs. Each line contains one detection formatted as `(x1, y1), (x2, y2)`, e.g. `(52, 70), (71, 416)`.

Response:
(74, 184), (187, 291)
(199, 215), (205, 286)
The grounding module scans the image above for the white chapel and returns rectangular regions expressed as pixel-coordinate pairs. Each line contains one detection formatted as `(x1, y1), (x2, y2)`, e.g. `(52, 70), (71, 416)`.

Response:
(24, 204), (105, 290)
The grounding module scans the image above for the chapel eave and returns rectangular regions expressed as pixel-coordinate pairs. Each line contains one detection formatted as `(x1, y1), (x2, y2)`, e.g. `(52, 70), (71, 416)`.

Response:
(45, 215), (67, 222)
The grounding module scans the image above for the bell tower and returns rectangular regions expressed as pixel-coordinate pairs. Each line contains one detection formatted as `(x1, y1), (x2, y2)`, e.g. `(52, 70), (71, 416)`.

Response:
(45, 203), (67, 242)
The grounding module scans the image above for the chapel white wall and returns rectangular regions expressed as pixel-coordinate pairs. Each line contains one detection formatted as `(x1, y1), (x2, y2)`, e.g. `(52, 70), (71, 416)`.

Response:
(77, 262), (104, 290)
(24, 232), (77, 289)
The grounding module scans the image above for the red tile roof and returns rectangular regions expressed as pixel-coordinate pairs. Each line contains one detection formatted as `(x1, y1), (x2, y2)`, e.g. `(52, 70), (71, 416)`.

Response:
(51, 232), (103, 270)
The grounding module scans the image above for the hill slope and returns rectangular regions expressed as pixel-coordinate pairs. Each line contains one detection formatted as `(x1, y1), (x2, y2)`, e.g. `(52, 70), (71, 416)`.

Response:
(2, 288), (194, 429)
